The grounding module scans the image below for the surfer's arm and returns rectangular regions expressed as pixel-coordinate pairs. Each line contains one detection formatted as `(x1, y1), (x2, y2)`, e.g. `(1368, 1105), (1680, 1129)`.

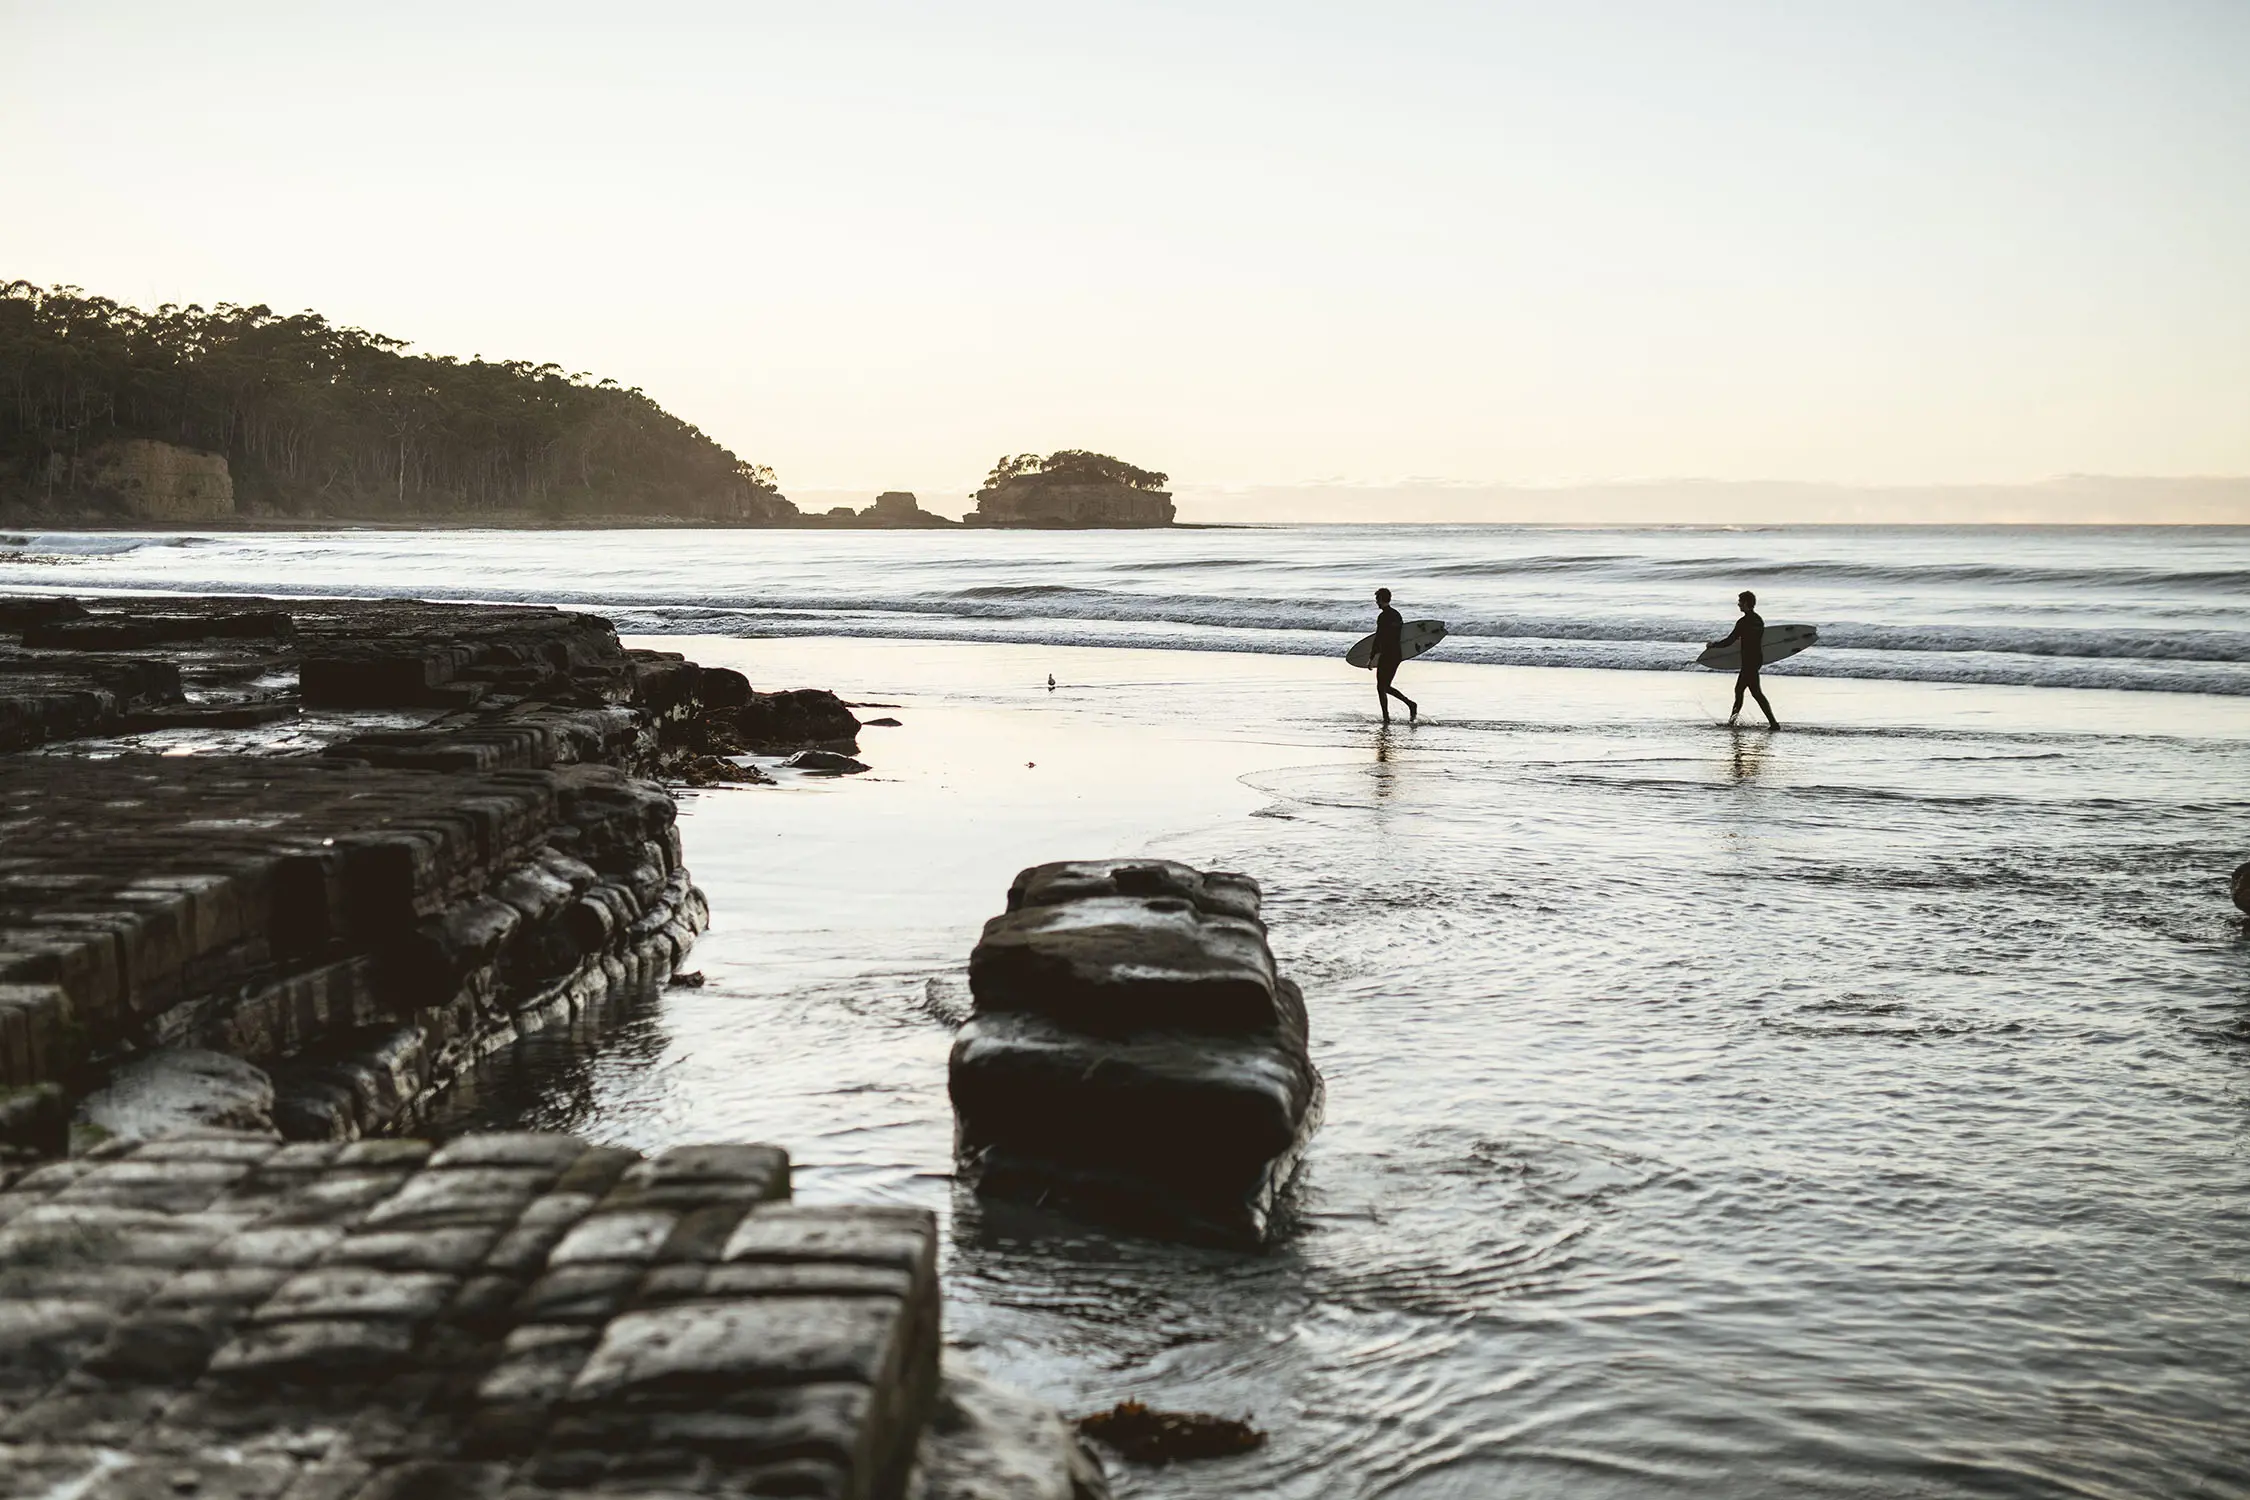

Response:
(1710, 619), (1745, 649)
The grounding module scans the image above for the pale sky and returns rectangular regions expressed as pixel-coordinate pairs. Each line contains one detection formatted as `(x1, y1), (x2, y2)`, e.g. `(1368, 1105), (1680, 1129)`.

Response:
(4, 2), (2246, 517)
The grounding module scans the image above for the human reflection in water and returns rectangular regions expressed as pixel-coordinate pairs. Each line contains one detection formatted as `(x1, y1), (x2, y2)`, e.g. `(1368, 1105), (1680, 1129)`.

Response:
(1728, 725), (1770, 785)
(1372, 723), (1396, 800)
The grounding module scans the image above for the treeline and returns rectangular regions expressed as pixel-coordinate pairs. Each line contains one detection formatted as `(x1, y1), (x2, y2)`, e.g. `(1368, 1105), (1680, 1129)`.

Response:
(982, 449), (1169, 492)
(0, 280), (793, 521)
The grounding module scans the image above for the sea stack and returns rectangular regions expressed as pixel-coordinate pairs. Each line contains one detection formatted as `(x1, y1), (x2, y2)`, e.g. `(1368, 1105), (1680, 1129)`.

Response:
(947, 859), (1322, 1246)
(965, 450), (1175, 528)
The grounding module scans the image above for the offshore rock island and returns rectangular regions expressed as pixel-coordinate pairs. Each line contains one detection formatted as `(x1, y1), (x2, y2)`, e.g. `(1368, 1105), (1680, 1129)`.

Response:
(965, 452), (1176, 529)
(1, 281), (1174, 532)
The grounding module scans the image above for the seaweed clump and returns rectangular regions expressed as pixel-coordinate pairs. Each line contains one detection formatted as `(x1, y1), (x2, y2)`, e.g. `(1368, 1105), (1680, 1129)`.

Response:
(1075, 1401), (1266, 1464)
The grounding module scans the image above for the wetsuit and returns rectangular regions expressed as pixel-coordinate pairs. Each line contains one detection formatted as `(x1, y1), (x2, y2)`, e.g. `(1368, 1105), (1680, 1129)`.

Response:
(1374, 605), (1417, 722)
(1715, 608), (1778, 726)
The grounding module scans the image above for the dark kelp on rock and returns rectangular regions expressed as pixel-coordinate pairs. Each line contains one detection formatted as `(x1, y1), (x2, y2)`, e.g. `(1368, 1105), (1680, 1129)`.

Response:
(1075, 1401), (1267, 1464)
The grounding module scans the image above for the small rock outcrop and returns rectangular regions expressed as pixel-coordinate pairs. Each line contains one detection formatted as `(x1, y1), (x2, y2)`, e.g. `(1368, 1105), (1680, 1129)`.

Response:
(948, 859), (1322, 1246)
(799, 491), (959, 528)
(654, 680), (862, 760)
(2233, 860), (2250, 914)
(784, 748), (870, 774)
(861, 492), (956, 527)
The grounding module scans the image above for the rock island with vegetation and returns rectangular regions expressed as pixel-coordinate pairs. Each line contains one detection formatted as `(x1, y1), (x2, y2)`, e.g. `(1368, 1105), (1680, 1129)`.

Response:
(968, 450), (1175, 528)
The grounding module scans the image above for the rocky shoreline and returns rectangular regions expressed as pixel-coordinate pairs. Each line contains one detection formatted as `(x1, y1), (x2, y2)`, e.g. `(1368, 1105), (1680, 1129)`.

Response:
(0, 590), (1111, 1498)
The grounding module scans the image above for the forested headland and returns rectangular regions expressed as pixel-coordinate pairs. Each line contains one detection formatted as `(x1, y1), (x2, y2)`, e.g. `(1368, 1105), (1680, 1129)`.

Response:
(0, 280), (795, 524)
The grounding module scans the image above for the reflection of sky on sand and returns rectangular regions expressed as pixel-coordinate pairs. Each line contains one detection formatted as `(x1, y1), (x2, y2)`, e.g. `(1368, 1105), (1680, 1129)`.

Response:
(478, 635), (2250, 1500)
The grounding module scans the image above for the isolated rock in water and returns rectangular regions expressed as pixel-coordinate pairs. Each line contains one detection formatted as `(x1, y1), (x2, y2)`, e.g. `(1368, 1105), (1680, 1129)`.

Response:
(950, 1003), (1320, 1222)
(971, 897), (1281, 1036)
(671, 752), (773, 787)
(736, 687), (861, 752)
(784, 748), (870, 774)
(917, 1363), (1114, 1499)
(2234, 860), (2250, 914)
(75, 1048), (278, 1143)
(951, 859), (1322, 1246)
(1008, 858), (1261, 922)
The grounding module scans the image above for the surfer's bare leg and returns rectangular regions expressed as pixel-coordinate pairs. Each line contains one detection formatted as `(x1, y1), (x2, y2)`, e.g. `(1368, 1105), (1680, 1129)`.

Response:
(1738, 671), (1778, 728)
(1376, 663), (1416, 724)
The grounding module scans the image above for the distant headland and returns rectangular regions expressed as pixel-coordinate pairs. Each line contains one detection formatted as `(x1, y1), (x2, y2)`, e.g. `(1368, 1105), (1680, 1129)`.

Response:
(0, 280), (1174, 531)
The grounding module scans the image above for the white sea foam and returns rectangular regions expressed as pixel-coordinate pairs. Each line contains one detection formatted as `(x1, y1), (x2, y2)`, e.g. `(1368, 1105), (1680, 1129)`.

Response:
(6, 523), (2248, 694)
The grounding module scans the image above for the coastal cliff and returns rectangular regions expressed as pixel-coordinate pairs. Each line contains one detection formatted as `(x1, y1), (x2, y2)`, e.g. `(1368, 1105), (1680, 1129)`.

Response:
(68, 438), (236, 521)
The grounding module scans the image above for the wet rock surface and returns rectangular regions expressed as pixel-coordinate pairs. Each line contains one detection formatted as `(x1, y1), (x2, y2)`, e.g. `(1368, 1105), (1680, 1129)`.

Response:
(786, 748), (870, 775)
(75, 1049), (278, 1144)
(0, 594), (757, 1140)
(0, 751), (706, 1143)
(0, 592), (1101, 1495)
(0, 1130), (954, 1498)
(916, 1367), (1112, 1500)
(949, 859), (1323, 1246)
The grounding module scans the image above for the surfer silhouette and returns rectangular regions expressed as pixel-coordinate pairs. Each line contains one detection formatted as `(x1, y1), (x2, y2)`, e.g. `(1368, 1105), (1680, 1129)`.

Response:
(1372, 588), (1418, 725)
(1710, 590), (1779, 728)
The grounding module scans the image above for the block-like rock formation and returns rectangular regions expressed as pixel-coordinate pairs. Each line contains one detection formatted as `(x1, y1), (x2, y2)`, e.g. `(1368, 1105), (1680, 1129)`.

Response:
(967, 480), (1175, 529)
(948, 859), (1322, 1246)
(0, 595), (782, 1150)
(0, 1129), (1108, 1498)
(0, 752), (704, 1145)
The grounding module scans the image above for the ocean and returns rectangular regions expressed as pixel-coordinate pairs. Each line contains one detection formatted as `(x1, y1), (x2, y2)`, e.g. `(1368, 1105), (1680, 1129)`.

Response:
(8, 523), (2250, 696)
(6, 525), (2248, 1497)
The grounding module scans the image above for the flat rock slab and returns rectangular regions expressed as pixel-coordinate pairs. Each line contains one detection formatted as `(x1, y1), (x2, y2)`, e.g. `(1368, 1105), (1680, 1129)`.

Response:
(1006, 859), (1261, 923)
(74, 1048), (277, 1143)
(0, 1129), (952, 1499)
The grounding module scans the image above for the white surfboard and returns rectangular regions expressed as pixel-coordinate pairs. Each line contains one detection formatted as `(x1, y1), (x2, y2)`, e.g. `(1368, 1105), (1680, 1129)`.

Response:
(1696, 622), (1817, 672)
(1347, 619), (1448, 670)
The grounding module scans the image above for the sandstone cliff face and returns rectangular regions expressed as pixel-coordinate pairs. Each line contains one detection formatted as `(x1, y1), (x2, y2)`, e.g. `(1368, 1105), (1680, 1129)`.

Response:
(968, 479), (1175, 528)
(73, 438), (235, 521)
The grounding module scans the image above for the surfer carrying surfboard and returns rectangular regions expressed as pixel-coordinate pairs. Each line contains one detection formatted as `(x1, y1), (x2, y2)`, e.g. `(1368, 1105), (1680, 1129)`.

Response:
(1710, 591), (1780, 728)
(1371, 589), (1419, 724)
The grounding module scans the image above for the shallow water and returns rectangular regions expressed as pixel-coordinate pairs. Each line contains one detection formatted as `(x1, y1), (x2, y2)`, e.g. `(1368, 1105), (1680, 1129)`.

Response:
(427, 638), (2250, 1499)
(8, 523), (2250, 694)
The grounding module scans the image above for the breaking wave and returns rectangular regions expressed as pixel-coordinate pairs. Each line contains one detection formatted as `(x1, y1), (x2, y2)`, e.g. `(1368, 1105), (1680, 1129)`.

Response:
(5, 523), (2248, 697)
